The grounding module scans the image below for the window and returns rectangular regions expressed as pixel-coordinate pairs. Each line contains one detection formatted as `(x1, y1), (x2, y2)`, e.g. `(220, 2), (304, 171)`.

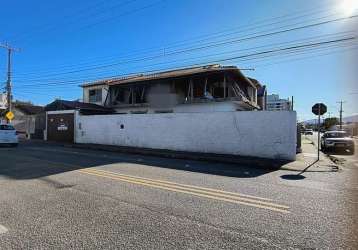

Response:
(89, 89), (102, 103)
(325, 132), (348, 138)
(114, 86), (147, 105)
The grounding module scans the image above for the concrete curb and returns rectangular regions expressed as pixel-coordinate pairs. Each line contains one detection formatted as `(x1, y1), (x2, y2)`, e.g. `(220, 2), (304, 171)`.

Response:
(64, 143), (290, 170)
(68, 143), (340, 172)
(279, 164), (340, 173)
(24, 139), (338, 172)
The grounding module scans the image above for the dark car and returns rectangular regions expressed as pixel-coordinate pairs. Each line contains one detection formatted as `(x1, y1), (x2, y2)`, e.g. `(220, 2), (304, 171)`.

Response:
(304, 129), (313, 135)
(321, 131), (355, 154)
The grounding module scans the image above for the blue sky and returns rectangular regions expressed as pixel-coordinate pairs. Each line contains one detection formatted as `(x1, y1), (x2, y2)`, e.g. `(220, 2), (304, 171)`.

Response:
(0, 0), (357, 120)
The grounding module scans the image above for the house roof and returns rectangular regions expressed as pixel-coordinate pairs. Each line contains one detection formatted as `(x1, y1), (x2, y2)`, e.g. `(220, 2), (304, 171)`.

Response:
(247, 77), (263, 88)
(45, 100), (114, 114)
(81, 64), (257, 89)
(14, 103), (44, 115)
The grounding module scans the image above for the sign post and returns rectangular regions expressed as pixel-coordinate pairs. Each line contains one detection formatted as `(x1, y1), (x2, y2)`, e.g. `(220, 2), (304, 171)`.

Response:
(312, 103), (327, 161)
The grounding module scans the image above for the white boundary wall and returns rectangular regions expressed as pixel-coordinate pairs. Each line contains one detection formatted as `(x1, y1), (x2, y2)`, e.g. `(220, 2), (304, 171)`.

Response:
(75, 111), (297, 160)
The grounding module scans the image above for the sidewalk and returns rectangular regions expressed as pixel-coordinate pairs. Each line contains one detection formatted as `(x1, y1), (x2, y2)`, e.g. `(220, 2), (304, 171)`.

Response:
(280, 138), (339, 172)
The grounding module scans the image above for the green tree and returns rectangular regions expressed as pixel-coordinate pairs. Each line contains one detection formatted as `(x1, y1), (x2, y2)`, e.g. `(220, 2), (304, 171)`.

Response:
(323, 117), (339, 130)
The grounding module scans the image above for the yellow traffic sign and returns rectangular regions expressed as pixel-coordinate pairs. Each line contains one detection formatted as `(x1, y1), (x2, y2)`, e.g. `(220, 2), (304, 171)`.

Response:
(5, 111), (14, 121)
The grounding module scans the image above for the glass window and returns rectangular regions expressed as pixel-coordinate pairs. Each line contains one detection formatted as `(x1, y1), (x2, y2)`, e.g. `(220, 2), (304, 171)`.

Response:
(89, 89), (102, 103)
(325, 132), (348, 138)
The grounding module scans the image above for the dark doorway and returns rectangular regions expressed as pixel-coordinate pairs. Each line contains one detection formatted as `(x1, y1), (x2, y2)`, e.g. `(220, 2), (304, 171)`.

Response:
(47, 113), (74, 143)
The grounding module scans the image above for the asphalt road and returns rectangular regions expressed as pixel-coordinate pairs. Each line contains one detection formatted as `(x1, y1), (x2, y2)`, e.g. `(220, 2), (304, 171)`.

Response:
(0, 141), (357, 249)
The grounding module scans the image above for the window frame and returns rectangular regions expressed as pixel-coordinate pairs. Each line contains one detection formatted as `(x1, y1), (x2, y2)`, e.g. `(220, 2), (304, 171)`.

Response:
(88, 88), (102, 103)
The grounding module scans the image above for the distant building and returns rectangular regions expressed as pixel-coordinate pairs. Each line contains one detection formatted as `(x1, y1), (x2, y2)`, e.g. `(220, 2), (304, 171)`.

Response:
(331, 123), (358, 136)
(11, 102), (45, 139)
(266, 94), (291, 111)
(0, 93), (6, 110)
(0, 94), (7, 123)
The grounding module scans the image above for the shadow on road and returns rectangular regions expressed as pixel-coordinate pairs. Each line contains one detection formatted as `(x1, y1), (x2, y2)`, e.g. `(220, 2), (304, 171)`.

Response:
(0, 140), (280, 180)
(280, 159), (319, 180)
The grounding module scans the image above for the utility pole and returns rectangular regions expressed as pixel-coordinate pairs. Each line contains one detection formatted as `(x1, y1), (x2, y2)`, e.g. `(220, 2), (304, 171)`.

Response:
(291, 96), (294, 110)
(0, 43), (19, 122)
(337, 101), (345, 130)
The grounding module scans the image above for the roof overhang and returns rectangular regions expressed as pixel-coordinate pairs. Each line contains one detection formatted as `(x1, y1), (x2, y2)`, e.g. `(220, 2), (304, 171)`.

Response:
(80, 65), (257, 89)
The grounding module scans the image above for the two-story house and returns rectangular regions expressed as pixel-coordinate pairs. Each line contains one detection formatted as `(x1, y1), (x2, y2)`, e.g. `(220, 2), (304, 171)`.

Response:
(81, 64), (266, 114)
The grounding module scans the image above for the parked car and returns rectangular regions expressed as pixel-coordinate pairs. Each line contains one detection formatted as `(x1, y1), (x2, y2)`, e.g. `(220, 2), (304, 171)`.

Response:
(304, 129), (313, 135)
(321, 130), (355, 154)
(0, 124), (18, 147)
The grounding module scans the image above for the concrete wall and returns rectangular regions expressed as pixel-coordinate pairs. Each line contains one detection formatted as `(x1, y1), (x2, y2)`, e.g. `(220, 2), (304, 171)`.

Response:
(75, 111), (296, 160)
(174, 101), (241, 113)
(111, 101), (243, 114)
(75, 111), (297, 160)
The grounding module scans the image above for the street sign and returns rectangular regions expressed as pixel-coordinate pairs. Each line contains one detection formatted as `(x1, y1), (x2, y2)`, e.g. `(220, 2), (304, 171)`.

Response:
(312, 103), (327, 116)
(311, 103), (327, 161)
(5, 111), (14, 121)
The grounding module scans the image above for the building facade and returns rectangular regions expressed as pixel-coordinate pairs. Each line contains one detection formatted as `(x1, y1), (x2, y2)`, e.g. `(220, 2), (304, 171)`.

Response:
(11, 102), (44, 138)
(42, 65), (299, 161)
(266, 94), (292, 111)
(81, 65), (266, 114)
(0, 93), (6, 110)
(0, 93), (7, 123)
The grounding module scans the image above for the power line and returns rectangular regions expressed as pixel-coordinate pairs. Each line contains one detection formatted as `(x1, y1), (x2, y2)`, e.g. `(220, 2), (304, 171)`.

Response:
(14, 35), (356, 86)
(13, 31), (354, 83)
(11, 14), (358, 82)
(14, 36), (357, 89)
(7, 0), (140, 42)
(11, 6), (346, 76)
(250, 44), (358, 69)
(13, 44), (358, 102)
(16, 38), (357, 89)
(10, 0), (163, 46)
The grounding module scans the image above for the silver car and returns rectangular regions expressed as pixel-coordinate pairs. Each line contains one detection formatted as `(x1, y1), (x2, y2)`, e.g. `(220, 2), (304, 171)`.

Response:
(321, 131), (354, 154)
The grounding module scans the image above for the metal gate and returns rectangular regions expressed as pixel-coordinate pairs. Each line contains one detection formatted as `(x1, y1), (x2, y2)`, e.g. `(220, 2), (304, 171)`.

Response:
(47, 113), (74, 143)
